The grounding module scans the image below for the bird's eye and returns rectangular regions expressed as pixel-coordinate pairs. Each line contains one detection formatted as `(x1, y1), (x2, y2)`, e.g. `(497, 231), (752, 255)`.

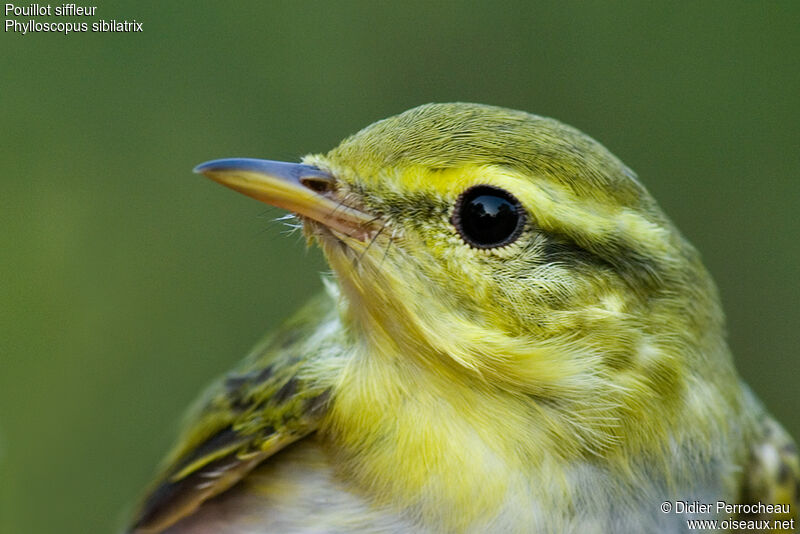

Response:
(451, 185), (525, 249)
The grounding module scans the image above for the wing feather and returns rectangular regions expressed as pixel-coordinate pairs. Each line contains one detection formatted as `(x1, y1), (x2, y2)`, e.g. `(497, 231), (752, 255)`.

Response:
(128, 294), (340, 533)
(739, 412), (799, 528)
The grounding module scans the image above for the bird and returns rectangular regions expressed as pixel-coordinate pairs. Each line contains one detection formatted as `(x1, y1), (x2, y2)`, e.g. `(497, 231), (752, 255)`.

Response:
(128, 103), (798, 533)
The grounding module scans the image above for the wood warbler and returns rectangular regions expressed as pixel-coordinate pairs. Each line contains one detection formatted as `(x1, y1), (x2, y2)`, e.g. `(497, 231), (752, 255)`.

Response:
(128, 103), (797, 533)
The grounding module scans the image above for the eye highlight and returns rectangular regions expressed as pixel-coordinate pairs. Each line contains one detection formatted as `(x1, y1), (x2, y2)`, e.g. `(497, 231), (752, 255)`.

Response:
(451, 185), (526, 249)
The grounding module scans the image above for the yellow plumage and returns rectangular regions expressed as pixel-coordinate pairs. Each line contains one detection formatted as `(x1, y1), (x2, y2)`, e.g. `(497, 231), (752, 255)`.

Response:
(129, 103), (797, 533)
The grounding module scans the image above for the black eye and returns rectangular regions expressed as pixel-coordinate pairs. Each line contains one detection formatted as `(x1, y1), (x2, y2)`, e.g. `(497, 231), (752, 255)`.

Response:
(451, 185), (525, 249)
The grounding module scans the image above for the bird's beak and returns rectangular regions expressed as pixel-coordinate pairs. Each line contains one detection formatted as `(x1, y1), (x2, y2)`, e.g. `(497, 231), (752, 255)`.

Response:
(195, 158), (376, 241)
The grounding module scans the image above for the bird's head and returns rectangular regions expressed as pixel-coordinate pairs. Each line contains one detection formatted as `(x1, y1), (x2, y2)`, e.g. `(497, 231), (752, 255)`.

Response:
(197, 103), (733, 455)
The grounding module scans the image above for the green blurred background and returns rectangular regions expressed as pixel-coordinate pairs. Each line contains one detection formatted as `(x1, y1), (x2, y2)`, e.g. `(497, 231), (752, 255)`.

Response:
(1, 2), (798, 532)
